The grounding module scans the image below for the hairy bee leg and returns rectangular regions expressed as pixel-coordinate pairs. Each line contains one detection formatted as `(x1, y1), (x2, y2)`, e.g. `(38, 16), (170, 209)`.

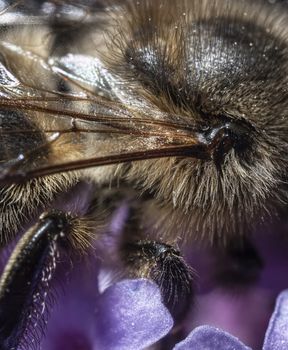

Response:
(0, 211), (71, 350)
(121, 240), (195, 322)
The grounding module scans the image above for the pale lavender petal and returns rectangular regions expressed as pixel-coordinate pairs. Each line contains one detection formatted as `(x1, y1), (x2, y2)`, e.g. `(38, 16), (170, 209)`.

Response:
(263, 290), (288, 350)
(94, 279), (173, 350)
(174, 326), (252, 350)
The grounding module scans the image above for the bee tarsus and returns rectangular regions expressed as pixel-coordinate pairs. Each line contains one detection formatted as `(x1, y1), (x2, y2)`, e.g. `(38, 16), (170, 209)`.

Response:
(122, 239), (195, 322)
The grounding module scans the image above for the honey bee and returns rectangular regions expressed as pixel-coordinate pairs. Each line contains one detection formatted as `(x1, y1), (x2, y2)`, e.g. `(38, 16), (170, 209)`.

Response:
(0, 0), (287, 348)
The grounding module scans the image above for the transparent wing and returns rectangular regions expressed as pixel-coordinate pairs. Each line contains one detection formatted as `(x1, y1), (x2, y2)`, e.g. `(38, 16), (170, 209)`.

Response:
(0, 94), (204, 183)
(0, 0), (208, 185)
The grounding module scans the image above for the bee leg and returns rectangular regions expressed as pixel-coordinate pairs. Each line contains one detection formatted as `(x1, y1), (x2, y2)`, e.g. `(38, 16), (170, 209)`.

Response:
(216, 236), (263, 287)
(0, 211), (71, 350)
(121, 239), (195, 322)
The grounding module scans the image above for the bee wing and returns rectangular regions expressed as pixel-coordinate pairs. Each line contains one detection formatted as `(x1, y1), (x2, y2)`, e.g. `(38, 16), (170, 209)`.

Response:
(0, 47), (202, 183)
(0, 94), (205, 183)
(0, 1), (209, 184)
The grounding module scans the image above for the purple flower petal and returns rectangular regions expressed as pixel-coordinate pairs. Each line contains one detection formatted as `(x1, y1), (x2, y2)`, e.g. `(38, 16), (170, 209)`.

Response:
(263, 290), (288, 350)
(174, 326), (252, 350)
(94, 279), (173, 350)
